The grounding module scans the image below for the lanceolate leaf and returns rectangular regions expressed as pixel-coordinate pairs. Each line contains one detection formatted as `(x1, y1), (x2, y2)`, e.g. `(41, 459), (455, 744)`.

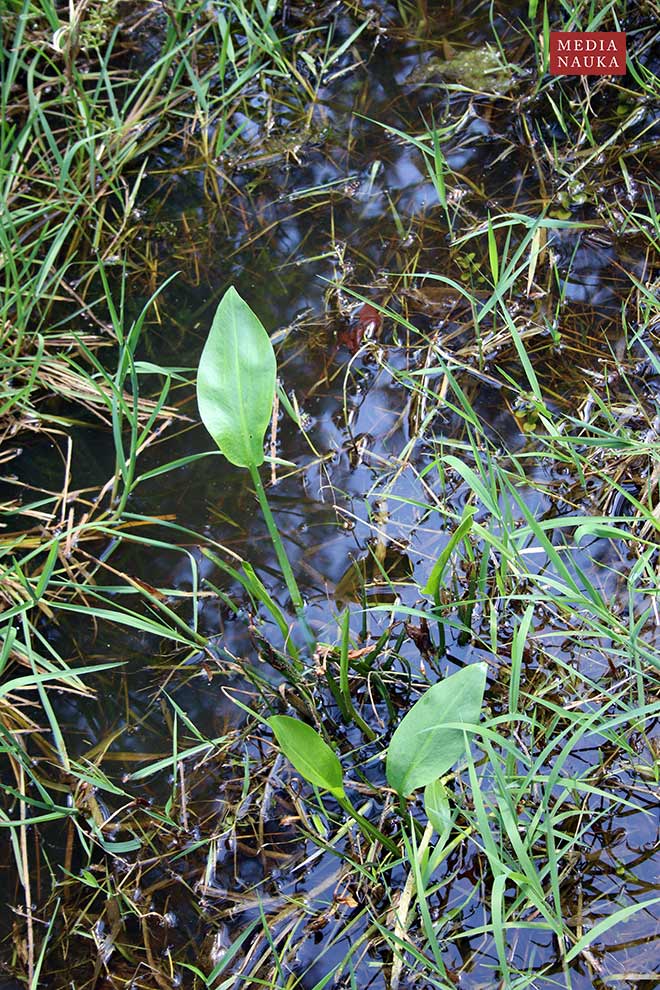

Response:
(386, 663), (487, 796)
(268, 716), (345, 798)
(197, 286), (276, 468)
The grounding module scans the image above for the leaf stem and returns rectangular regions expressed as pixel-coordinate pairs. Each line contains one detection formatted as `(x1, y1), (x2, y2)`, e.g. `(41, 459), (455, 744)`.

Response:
(338, 795), (400, 856)
(249, 463), (314, 647)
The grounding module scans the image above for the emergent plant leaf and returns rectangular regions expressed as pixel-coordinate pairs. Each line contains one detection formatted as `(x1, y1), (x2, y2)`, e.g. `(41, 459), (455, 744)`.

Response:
(268, 715), (345, 798)
(386, 662), (487, 796)
(197, 286), (276, 468)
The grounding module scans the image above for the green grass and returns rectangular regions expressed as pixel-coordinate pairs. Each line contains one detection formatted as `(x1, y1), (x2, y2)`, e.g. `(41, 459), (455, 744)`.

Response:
(0, 3), (330, 983)
(1, 0), (658, 986)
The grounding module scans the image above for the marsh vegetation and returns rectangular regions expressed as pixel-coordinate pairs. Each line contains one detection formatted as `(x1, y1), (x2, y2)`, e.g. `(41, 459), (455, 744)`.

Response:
(0, 1), (658, 987)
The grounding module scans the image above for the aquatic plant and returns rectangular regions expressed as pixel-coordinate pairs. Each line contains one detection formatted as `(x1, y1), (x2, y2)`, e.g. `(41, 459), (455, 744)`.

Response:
(269, 663), (487, 837)
(196, 292), (489, 848)
(197, 286), (307, 625)
(2, 0), (659, 985)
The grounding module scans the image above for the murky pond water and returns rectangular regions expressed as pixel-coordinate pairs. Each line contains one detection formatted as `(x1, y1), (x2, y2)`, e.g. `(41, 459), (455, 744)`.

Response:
(2, 2), (658, 987)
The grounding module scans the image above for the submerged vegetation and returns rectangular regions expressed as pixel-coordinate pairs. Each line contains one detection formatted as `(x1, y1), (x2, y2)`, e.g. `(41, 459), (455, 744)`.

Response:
(1, 0), (658, 987)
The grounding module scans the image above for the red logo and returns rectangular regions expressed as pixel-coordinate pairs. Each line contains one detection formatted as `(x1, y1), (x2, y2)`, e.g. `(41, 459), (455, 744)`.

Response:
(550, 32), (626, 75)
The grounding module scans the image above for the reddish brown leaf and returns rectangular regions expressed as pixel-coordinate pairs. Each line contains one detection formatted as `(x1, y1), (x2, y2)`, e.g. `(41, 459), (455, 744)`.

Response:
(339, 302), (383, 354)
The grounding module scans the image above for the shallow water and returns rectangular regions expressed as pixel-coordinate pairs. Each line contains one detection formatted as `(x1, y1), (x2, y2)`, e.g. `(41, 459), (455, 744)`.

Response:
(2, 2), (659, 987)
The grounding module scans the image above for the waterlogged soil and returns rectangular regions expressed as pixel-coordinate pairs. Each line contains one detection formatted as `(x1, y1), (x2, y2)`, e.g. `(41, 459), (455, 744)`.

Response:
(2, 2), (659, 988)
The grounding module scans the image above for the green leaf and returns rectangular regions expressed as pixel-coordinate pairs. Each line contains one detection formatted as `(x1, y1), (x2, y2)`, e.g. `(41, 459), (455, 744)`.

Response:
(574, 522), (632, 543)
(268, 716), (345, 798)
(98, 836), (142, 854)
(565, 896), (660, 962)
(207, 918), (262, 982)
(423, 504), (476, 604)
(197, 286), (276, 468)
(386, 663), (487, 796)
(424, 778), (452, 837)
(133, 360), (190, 381)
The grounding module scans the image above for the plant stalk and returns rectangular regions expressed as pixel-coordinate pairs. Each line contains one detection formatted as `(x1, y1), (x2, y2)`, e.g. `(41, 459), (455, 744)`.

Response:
(338, 795), (400, 856)
(249, 463), (314, 647)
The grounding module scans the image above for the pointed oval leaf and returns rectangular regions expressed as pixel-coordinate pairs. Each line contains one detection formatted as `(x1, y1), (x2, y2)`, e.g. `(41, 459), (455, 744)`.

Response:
(197, 286), (276, 468)
(268, 715), (345, 798)
(386, 662), (487, 796)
